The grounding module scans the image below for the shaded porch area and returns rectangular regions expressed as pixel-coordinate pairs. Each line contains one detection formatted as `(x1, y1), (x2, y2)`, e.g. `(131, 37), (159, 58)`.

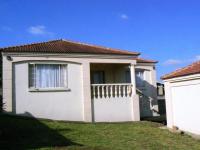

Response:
(90, 63), (139, 122)
(90, 63), (133, 99)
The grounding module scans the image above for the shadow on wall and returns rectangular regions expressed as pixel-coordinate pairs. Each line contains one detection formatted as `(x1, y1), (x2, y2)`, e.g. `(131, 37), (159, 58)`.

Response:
(137, 80), (166, 124)
(137, 79), (165, 118)
(0, 112), (82, 150)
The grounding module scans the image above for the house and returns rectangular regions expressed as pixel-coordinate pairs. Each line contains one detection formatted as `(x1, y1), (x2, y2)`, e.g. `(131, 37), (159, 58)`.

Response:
(162, 61), (200, 135)
(1, 39), (158, 122)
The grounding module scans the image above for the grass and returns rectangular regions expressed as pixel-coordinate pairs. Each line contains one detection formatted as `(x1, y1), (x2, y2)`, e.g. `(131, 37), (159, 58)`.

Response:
(0, 114), (200, 150)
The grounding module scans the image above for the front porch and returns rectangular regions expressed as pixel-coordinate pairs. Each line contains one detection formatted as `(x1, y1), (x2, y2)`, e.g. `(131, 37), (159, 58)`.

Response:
(90, 63), (140, 122)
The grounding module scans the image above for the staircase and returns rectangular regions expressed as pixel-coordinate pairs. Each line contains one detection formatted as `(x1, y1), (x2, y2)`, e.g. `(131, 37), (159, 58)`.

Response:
(136, 88), (158, 113)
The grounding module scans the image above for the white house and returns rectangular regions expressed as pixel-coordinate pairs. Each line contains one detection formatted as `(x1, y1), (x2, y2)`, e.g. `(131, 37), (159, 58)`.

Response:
(162, 61), (200, 135)
(1, 39), (158, 122)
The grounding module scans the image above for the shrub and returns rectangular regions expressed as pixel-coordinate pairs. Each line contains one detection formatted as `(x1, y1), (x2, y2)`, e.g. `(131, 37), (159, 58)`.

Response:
(0, 95), (4, 113)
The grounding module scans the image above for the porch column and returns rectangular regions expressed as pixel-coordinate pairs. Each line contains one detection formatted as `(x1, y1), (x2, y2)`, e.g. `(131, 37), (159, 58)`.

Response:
(82, 61), (92, 122)
(130, 63), (140, 121)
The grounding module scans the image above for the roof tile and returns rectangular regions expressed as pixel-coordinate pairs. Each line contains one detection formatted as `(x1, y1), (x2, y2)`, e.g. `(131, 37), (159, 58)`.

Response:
(161, 61), (200, 80)
(0, 39), (139, 56)
(135, 58), (158, 63)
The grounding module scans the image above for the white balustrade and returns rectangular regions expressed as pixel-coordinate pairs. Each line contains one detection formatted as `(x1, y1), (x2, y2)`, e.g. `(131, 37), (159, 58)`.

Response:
(91, 83), (133, 99)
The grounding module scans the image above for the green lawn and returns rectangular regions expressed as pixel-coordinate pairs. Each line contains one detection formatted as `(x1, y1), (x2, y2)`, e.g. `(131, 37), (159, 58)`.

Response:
(0, 114), (200, 150)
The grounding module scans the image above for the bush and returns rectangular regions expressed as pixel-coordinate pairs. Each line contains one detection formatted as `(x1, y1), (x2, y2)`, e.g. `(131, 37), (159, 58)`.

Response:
(0, 95), (4, 113)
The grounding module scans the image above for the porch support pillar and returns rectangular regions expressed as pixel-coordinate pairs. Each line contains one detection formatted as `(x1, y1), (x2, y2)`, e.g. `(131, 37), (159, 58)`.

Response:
(130, 63), (140, 121)
(82, 61), (92, 122)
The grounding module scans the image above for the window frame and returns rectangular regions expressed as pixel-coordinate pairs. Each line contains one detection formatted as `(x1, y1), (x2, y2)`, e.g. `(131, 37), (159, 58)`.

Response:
(28, 62), (69, 92)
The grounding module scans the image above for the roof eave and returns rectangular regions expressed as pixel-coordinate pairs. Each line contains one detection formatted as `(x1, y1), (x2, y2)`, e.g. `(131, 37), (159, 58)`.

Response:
(161, 72), (200, 80)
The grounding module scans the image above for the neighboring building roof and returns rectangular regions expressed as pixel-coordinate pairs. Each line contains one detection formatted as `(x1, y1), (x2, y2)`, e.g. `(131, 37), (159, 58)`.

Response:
(0, 39), (140, 56)
(161, 61), (200, 80)
(135, 58), (158, 63)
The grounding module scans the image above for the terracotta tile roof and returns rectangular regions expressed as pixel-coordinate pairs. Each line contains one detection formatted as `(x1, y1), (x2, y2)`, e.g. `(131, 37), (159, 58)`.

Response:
(161, 61), (200, 80)
(135, 58), (158, 63)
(0, 39), (140, 56)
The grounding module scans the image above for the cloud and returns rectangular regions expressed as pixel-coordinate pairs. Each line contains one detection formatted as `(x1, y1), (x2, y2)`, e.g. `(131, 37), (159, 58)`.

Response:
(120, 14), (129, 20)
(186, 55), (200, 62)
(27, 25), (54, 36)
(1, 26), (12, 31)
(194, 55), (200, 61)
(163, 55), (200, 66)
(163, 59), (183, 66)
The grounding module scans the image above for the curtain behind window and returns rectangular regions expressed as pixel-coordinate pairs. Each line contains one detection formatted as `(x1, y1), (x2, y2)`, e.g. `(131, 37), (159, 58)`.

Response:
(30, 64), (67, 88)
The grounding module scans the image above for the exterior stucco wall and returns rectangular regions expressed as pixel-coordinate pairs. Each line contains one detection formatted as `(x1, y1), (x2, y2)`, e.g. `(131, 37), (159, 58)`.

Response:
(135, 64), (157, 98)
(135, 64), (158, 117)
(93, 94), (140, 122)
(93, 97), (133, 122)
(164, 74), (200, 135)
(14, 62), (84, 121)
(3, 55), (13, 112)
(3, 54), (139, 122)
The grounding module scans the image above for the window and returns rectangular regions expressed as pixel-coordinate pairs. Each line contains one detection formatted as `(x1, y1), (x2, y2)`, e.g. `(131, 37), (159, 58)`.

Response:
(157, 84), (165, 96)
(135, 69), (145, 87)
(29, 63), (67, 89)
(91, 71), (105, 84)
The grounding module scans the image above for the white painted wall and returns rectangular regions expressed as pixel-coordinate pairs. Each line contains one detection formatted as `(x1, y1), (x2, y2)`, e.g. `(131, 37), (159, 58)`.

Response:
(14, 62), (84, 121)
(135, 64), (158, 117)
(93, 97), (134, 122)
(164, 74), (200, 135)
(3, 54), (138, 122)
(90, 63), (158, 118)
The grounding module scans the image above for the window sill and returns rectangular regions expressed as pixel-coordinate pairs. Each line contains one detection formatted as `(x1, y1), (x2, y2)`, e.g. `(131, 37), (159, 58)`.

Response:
(29, 88), (71, 92)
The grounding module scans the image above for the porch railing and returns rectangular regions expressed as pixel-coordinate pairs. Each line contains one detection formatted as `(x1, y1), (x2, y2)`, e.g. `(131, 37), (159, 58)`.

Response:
(91, 83), (133, 99)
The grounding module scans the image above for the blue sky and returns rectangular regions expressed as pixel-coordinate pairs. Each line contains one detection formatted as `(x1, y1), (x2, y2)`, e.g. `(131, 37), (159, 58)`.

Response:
(1, 0), (200, 81)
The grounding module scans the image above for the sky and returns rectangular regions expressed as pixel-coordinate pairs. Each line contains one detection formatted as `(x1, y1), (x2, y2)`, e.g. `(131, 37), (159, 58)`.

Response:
(1, 0), (200, 81)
